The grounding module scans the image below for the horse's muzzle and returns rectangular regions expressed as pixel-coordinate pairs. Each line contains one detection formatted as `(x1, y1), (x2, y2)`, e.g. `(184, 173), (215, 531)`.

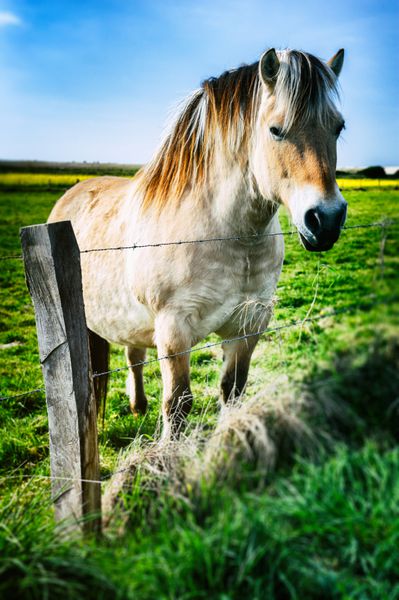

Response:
(299, 202), (347, 252)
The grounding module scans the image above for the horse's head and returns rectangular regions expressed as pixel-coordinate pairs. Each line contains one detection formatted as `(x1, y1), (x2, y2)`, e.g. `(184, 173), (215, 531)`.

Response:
(253, 48), (347, 252)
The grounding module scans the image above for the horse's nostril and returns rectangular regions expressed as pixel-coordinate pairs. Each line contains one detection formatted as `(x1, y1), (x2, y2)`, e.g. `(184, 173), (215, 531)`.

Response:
(304, 208), (321, 235)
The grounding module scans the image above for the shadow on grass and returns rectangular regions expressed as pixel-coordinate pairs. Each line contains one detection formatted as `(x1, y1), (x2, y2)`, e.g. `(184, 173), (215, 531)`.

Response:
(303, 334), (399, 446)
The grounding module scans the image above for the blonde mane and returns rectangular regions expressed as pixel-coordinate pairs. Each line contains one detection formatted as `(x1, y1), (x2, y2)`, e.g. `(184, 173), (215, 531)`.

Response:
(139, 50), (339, 212)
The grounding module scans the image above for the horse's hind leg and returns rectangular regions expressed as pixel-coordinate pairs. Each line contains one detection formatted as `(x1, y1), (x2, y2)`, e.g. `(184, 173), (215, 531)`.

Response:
(155, 313), (193, 438)
(125, 346), (148, 416)
(220, 336), (260, 403)
(88, 329), (109, 415)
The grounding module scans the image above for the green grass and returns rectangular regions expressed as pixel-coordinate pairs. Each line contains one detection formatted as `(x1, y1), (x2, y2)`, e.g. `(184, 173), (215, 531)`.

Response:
(1, 444), (398, 599)
(0, 178), (398, 598)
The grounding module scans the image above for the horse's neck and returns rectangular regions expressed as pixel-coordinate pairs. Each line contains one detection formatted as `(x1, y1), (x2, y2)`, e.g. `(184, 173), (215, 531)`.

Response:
(210, 161), (278, 236)
(130, 154), (279, 243)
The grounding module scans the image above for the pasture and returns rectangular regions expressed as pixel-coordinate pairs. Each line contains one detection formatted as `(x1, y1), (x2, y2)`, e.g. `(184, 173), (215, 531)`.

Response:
(0, 173), (398, 598)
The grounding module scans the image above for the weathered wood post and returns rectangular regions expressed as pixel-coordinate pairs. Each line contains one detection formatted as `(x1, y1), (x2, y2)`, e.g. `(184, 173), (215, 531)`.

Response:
(20, 221), (101, 534)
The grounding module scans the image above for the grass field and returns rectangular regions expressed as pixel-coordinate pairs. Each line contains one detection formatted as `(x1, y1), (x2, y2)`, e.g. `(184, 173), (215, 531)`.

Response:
(0, 174), (398, 598)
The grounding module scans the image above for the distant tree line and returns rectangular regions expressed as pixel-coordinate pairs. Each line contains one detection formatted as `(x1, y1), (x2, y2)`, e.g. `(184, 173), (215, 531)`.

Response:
(336, 166), (399, 179)
(0, 160), (140, 177)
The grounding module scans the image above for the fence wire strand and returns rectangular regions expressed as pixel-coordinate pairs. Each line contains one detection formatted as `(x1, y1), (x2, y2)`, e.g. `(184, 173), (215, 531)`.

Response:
(0, 465), (134, 486)
(0, 253), (23, 261)
(80, 220), (397, 254)
(1, 293), (397, 402)
(91, 295), (398, 379)
(0, 220), (397, 262)
(0, 386), (45, 402)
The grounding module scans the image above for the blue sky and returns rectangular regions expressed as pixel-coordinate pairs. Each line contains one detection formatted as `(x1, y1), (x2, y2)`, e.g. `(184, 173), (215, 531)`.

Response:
(0, 0), (398, 166)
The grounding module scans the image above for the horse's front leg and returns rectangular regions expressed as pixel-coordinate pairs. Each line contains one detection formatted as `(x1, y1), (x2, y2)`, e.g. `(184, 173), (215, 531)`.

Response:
(155, 313), (193, 438)
(220, 336), (260, 403)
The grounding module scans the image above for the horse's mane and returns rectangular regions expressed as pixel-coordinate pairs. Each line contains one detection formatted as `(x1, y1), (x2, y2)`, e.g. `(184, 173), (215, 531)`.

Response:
(139, 50), (339, 211)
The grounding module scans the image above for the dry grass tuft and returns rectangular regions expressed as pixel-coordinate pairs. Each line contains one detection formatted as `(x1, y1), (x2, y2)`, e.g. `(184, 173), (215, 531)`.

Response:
(202, 381), (314, 475)
(103, 377), (347, 532)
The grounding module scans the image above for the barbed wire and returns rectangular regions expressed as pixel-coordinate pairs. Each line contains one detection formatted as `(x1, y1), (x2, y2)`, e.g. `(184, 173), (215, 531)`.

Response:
(2, 293), (396, 403)
(0, 460), (146, 486)
(0, 464), (136, 486)
(0, 386), (45, 402)
(0, 472), (107, 486)
(79, 220), (397, 254)
(91, 295), (398, 379)
(0, 220), (396, 262)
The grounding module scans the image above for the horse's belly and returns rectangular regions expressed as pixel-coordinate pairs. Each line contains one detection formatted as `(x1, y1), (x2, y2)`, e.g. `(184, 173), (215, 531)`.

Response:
(81, 258), (155, 347)
(86, 299), (155, 347)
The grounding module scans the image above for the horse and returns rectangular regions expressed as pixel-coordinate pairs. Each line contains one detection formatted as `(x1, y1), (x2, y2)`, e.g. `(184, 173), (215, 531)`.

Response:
(48, 47), (347, 437)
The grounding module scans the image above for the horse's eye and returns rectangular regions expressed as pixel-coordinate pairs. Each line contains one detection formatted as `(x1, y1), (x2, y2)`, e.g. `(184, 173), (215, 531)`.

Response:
(335, 122), (345, 137)
(270, 126), (283, 139)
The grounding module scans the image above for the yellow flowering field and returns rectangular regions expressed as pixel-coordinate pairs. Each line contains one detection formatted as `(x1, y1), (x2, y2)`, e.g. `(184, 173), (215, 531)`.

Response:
(0, 173), (95, 186)
(337, 178), (399, 188)
(0, 172), (398, 189)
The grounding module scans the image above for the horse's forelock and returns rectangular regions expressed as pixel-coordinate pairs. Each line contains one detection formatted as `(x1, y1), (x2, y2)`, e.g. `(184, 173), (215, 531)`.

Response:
(274, 50), (340, 133)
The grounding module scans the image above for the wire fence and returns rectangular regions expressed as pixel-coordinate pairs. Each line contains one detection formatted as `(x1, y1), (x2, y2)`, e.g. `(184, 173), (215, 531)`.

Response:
(0, 218), (398, 489)
(0, 219), (397, 262)
(0, 221), (397, 399)
(92, 295), (397, 378)
(0, 253), (24, 260)
(1, 291), (397, 402)
(1, 293), (398, 489)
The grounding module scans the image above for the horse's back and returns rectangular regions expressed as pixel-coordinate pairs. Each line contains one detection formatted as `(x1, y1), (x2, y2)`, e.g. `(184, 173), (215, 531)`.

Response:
(49, 176), (131, 219)
(48, 175), (135, 249)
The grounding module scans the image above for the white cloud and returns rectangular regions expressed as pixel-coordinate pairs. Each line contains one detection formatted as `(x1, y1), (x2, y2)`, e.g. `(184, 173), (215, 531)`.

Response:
(0, 11), (22, 27)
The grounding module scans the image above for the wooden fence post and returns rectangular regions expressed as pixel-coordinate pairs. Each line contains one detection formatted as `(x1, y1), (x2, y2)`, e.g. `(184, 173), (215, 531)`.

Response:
(20, 221), (101, 534)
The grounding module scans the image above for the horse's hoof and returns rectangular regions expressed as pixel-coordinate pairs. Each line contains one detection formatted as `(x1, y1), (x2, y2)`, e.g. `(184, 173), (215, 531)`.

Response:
(129, 399), (148, 418)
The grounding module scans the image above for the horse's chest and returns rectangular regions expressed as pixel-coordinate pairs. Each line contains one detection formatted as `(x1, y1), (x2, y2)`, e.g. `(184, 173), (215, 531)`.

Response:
(223, 245), (277, 295)
(85, 237), (283, 346)
(185, 243), (283, 338)
(241, 250), (265, 291)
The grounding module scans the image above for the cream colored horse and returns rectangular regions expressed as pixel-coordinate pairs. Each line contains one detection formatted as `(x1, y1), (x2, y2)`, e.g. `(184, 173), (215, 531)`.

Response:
(49, 48), (347, 437)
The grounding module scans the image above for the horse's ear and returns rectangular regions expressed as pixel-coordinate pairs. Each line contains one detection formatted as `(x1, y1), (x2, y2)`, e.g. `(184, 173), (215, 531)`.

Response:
(327, 49), (345, 78)
(259, 49), (280, 88)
